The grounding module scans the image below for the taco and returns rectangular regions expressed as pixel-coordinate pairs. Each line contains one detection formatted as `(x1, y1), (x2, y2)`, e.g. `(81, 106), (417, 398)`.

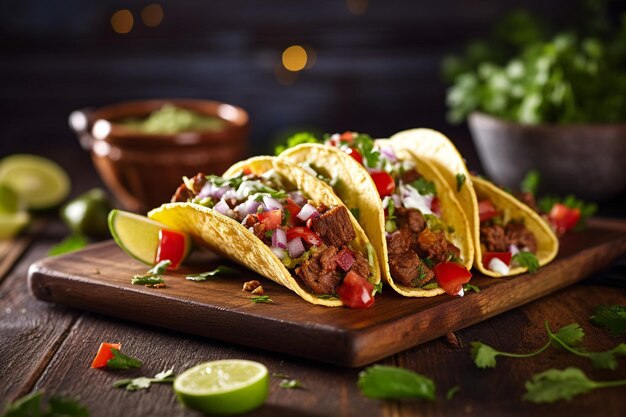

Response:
(390, 128), (558, 277)
(147, 156), (381, 308)
(279, 132), (474, 297)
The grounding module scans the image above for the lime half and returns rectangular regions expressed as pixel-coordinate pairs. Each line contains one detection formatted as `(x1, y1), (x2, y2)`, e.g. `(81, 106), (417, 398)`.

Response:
(0, 184), (21, 214)
(108, 209), (191, 266)
(0, 154), (70, 210)
(0, 212), (30, 239)
(174, 360), (269, 415)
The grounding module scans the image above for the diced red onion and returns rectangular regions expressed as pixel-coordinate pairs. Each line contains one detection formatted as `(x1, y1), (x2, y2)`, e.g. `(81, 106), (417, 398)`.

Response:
(509, 244), (520, 255)
(272, 228), (287, 249)
(335, 248), (355, 272)
(213, 199), (230, 215)
(288, 191), (307, 206)
(271, 247), (285, 259)
(235, 199), (261, 216)
(380, 146), (397, 162)
(297, 203), (319, 221)
(391, 194), (402, 208)
(199, 183), (231, 200)
(263, 196), (283, 211)
(287, 237), (305, 258)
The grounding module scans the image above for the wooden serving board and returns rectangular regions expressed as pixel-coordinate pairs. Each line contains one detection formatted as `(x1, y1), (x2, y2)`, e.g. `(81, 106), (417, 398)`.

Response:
(28, 218), (626, 367)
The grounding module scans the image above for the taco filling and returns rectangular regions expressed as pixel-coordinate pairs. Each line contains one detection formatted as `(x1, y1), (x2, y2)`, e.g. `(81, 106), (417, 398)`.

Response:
(478, 198), (538, 275)
(170, 171), (375, 302)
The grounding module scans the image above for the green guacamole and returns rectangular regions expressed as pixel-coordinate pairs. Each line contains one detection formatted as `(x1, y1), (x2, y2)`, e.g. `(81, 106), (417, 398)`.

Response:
(119, 104), (226, 134)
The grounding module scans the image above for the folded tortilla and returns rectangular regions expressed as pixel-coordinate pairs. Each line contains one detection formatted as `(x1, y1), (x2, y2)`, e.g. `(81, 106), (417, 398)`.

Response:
(148, 156), (380, 307)
(390, 128), (558, 276)
(279, 142), (473, 297)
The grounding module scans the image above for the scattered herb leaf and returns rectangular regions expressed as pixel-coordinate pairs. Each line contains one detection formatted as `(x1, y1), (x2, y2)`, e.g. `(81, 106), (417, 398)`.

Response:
(48, 234), (88, 257)
(537, 195), (597, 231)
(357, 365), (435, 401)
(411, 178), (437, 196)
(106, 348), (142, 370)
(463, 284), (480, 293)
(274, 132), (320, 155)
(272, 373), (291, 379)
(455, 173), (466, 192)
(279, 379), (305, 390)
(512, 252), (539, 273)
(520, 170), (541, 196)
(113, 368), (175, 391)
(446, 386), (460, 400)
(131, 260), (170, 287)
(1, 391), (90, 417)
(251, 295), (273, 304)
(590, 305), (626, 337)
(373, 281), (383, 296)
(186, 266), (238, 281)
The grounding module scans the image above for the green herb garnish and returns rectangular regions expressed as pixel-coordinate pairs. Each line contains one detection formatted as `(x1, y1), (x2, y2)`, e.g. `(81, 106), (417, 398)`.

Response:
(372, 281), (383, 296)
(106, 348), (142, 370)
(520, 170), (541, 196)
(279, 379), (305, 389)
(523, 367), (626, 404)
(384, 198), (397, 233)
(511, 252), (539, 273)
(48, 234), (88, 256)
(274, 132), (320, 155)
(357, 365), (435, 401)
(463, 284), (480, 293)
(455, 173), (466, 192)
(446, 386), (460, 400)
(130, 275), (165, 287)
(186, 266), (238, 281)
(113, 369), (175, 391)
(251, 295), (273, 304)
(590, 305), (626, 337)
(537, 195), (597, 231)
(351, 133), (380, 168)
(1, 391), (90, 417)
(411, 178), (436, 196)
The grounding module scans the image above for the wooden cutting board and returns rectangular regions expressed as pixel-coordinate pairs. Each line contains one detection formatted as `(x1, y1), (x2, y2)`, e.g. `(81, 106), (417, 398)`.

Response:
(28, 218), (626, 367)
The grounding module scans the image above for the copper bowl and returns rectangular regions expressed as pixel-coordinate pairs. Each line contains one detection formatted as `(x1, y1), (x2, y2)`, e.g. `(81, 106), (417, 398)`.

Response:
(469, 112), (626, 201)
(69, 99), (249, 213)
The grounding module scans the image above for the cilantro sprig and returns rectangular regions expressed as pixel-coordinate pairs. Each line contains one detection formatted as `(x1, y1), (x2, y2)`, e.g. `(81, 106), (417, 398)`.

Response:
(106, 348), (142, 370)
(455, 173), (466, 192)
(357, 365), (435, 401)
(186, 266), (238, 281)
(471, 322), (626, 370)
(511, 252), (539, 273)
(590, 305), (626, 337)
(113, 369), (175, 391)
(131, 260), (170, 287)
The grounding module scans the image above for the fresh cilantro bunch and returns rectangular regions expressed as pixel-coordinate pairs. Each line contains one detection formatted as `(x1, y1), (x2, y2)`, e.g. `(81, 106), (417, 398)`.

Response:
(444, 6), (626, 124)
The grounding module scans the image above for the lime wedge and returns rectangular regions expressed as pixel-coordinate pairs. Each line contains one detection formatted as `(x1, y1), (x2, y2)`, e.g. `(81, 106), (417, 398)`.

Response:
(108, 209), (191, 266)
(0, 154), (70, 210)
(174, 360), (269, 415)
(0, 184), (21, 214)
(0, 211), (30, 239)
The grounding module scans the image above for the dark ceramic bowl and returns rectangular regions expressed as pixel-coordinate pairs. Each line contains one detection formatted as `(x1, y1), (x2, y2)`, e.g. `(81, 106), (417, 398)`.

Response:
(469, 112), (626, 201)
(69, 99), (249, 213)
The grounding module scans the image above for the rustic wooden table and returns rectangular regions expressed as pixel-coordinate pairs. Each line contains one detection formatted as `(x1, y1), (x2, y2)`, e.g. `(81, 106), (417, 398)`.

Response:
(1, 151), (626, 417)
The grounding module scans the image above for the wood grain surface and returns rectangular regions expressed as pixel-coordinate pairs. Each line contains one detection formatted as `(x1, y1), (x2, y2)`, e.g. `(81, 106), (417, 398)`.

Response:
(27, 219), (626, 367)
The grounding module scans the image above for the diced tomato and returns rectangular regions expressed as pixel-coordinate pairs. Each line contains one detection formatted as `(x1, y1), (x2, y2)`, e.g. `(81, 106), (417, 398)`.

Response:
(433, 262), (472, 296)
(478, 199), (498, 222)
(345, 147), (363, 165)
(286, 226), (323, 246)
(258, 209), (282, 230)
(549, 203), (581, 233)
(91, 342), (121, 368)
(340, 131), (355, 143)
(242, 166), (252, 176)
(482, 252), (512, 267)
(417, 228), (438, 247)
(370, 170), (395, 197)
(284, 198), (302, 226)
(431, 197), (441, 216)
(156, 229), (188, 269)
(336, 270), (375, 309)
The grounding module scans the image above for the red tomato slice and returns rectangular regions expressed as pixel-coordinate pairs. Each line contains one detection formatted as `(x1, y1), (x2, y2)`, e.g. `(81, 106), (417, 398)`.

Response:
(156, 229), (187, 269)
(286, 226), (323, 246)
(91, 342), (121, 368)
(258, 209), (282, 230)
(431, 196), (441, 216)
(478, 199), (498, 222)
(549, 203), (581, 232)
(433, 262), (472, 296)
(340, 131), (355, 143)
(345, 147), (363, 165)
(336, 270), (375, 309)
(482, 252), (512, 267)
(284, 198), (302, 226)
(370, 170), (396, 197)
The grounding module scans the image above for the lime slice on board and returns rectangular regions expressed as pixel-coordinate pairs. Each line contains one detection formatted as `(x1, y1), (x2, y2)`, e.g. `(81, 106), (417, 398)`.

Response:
(0, 212), (30, 239)
(0, 184), (21, 214)
(108, 209), (191, 266)
(0, 154), (70, 210)
(174, 360), (269, 415)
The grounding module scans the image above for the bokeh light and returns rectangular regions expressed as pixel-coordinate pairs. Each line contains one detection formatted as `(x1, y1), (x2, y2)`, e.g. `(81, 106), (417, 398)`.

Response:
(282, 45), (308, 72)
(111, 10), (134, 34)
(347, 0), (369, 15)
(141, 4), (164, 27)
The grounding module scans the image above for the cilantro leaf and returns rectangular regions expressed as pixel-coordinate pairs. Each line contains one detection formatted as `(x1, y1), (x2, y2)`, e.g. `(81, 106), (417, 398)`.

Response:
(372, 281), (383, 296)
(113, 368), (175, 391)
(470, 342), (500, 368)
(106, 348), (142, 370)
(147, 260), (171, 275)
(251, 295), (273, 304)
(455, 173), (466, 192)
(279, 379), (305, 389)
(357, 365), (435, 400)
(590, 305), (626, 337)
(512, 252), (539, 273)
(463, 283), (480, 293)
(352, 133), (379, 168)
(523, 367), (597, 403)
(274, 132), (320, 155)
(47, 396), (90, 417)
(552, 323), (585, 349)
(131, 275), (165, 287)
(2, 391), (90, 417)
(48, 234), (88, 257)
(186, 266), (238, 281)
(2, 391), (43, 417)
(411, 178), (437, 196)
(446, 386), (460, 400)
(520, 170), (541, 196)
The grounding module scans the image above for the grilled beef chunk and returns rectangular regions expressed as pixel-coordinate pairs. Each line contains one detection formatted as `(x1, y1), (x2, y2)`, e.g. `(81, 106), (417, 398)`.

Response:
(386, 228), (412, 256)
(296, 246), (342, 295)
(401, 169), (421, 184)
(416, 229), (458, 264)
(350, 251), (370, 279)
(310, 206), (356, 247)
(242, 214), (258, 228)
(224, 197), (239, 209)
(481, 224), (508, 252)
(396, 207), (426, 234)
(171, 184), (194, 203)
(389, 252), (435, 287)
(252, 222), (267, 241)
(191, 172), (208, 194)
(505, 222), (537, 252)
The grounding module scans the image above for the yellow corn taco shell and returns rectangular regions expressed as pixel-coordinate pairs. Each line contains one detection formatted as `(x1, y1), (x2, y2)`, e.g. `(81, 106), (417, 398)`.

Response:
(390, 128), (558, 276)
(279, 142), (473, 297)
(148, 156), (380, 307)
